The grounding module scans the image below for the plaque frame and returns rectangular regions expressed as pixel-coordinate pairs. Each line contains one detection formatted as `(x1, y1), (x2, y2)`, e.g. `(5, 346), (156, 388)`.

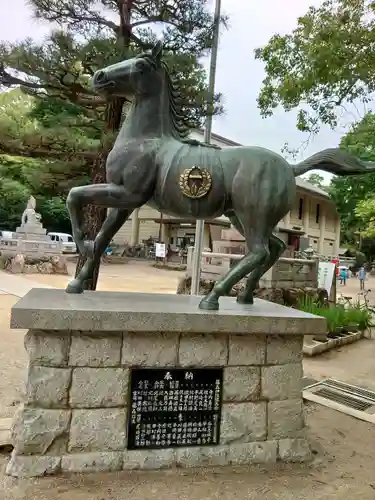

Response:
(127, 367), (223, 451)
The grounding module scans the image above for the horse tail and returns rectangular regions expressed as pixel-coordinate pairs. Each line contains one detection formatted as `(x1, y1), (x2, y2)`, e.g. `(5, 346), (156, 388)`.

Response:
(292, 148), (375, 177)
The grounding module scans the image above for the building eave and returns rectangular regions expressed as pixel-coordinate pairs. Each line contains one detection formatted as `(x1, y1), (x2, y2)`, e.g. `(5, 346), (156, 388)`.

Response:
(153, 218), (230, 227)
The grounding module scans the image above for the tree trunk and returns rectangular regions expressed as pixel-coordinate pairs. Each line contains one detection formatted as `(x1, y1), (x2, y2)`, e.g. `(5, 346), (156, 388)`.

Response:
(75, 97), (125, 290)
(74, 0), (133, 290)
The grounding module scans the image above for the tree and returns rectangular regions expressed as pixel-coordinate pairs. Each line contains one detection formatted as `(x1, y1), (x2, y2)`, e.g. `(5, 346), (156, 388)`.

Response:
(305, 173), (327, 190)
(0, 154), (77, 231)
(329, 112), (375, 242)
(0, 88), (100, 161)
(0, 177), (30, 230)
(0, 0), (225, 289)
(255, 0), (375, 134)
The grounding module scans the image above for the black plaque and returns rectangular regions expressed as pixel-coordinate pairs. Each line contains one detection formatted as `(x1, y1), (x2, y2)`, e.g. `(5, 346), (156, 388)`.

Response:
(127, 368), (223, 450)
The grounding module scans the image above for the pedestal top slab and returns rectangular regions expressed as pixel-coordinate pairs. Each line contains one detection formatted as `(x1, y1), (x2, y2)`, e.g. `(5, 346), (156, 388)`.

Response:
(11, 288), (326, 335)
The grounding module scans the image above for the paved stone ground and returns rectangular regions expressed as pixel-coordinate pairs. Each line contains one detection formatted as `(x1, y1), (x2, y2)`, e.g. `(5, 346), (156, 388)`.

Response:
(1, 264), (375, 499)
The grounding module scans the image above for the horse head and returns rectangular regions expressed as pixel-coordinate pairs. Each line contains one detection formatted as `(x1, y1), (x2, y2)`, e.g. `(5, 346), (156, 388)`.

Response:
(92, 41), (164, 98)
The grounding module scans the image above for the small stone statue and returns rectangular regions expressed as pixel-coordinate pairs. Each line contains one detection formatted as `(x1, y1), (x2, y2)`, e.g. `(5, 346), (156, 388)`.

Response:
(21, 196), (41, 226)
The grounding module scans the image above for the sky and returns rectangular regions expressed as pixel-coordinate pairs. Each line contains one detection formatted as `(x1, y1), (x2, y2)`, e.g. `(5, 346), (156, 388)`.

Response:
(0, 0), (351, 181)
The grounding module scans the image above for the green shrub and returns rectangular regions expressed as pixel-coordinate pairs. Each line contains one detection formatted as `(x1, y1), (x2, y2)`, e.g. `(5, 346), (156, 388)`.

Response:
(297, 297), (372, 333)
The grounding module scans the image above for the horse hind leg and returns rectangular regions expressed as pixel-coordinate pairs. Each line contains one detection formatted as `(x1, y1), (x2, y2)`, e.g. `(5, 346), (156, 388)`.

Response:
(237, 233), (286, 304)
(199, 218), (270, 310)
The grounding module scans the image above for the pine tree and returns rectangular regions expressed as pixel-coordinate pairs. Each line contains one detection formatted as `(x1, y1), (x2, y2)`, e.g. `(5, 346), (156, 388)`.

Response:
(0, 0), (225, 289)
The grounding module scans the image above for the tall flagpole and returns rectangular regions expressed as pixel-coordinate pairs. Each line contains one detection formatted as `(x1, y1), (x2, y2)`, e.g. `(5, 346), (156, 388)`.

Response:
(191, 0), (222, 295)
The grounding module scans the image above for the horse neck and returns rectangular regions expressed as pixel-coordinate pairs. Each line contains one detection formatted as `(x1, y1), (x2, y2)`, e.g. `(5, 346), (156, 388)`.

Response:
(117, 84), (176, 141)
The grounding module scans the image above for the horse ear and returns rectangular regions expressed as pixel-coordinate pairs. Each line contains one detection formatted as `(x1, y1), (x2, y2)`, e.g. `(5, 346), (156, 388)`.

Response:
(151, 40), (163, 62)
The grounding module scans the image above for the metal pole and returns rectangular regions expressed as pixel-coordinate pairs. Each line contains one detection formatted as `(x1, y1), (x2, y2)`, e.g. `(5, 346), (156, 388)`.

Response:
(191, 0), (222, 295)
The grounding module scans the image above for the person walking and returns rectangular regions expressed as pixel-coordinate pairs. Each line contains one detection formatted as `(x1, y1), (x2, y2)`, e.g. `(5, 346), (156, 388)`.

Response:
(359, 266), (366, 291)
(339, 267), (347, 285)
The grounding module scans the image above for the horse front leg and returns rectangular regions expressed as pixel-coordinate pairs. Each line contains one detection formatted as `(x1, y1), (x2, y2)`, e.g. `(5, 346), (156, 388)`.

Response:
(66, 208), (131, 294)
(66, 183), (134, 258)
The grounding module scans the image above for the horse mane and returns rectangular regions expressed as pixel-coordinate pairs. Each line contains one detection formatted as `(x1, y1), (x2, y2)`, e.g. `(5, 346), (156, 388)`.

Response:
(137, 53), (191, 140)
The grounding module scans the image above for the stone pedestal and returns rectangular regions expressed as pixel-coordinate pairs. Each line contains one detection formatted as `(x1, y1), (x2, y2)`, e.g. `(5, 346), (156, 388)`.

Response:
(7, 289), (326, 478)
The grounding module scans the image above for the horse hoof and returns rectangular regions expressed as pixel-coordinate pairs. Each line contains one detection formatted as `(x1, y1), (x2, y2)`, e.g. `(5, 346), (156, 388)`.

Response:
(236, 293), (254, 305)
(66, 279), (84, 294)
(199, 297), (220, 311)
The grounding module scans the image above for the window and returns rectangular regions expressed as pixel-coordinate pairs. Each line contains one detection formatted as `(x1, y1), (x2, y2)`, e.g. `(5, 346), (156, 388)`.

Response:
(298, 198), (304, 219)
(68, 236), (73, 242)
(316, 204), (320, 224)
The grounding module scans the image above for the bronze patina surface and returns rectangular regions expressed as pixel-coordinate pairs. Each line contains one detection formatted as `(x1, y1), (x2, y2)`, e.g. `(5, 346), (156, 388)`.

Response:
(65, 41), (375, 310)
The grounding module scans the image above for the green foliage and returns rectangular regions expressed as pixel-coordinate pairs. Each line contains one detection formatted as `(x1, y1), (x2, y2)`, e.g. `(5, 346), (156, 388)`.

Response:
(325, 112), (375, 250)
(0, 0), (227, 244)
(0, 154), (80, 232)
(255, 0), (375, 133)
(0, 177), (30, 230)
(0, 0), (225, 143)
(355, 198), (375, 237)
(305, 173), (327, 190)
(37, 196), (71, 233)
(298, 296), (372, 333)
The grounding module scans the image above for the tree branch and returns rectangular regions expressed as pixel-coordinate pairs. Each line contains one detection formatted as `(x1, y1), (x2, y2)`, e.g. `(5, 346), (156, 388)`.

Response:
(0, 141), (97, 160)
(131, 16), (179, 29)
(0, 66), (106, 107)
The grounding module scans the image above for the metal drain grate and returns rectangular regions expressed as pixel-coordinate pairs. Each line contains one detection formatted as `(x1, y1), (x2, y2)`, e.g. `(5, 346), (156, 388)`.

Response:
(324, 379), (375, 402)
(314, 387), (373, 411)
(303, 378), (375, 424)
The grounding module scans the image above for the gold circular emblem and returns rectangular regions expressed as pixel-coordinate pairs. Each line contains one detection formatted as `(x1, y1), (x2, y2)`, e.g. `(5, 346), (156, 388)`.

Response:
(179, 166), (212, 199)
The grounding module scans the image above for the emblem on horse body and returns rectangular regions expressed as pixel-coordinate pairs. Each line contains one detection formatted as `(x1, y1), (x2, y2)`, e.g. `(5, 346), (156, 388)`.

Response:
(179, 165), (212, 199)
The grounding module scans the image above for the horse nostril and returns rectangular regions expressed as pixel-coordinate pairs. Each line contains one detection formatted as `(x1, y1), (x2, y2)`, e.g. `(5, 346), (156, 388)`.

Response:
(95, 70), (106, 83)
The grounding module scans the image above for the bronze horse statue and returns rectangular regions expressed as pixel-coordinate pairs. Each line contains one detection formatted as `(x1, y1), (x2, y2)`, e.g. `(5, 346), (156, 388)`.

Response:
(65, 41), (375, 310)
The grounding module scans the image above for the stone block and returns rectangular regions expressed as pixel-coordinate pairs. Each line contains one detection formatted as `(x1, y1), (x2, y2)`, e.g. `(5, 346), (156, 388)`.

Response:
(262, 363), (303, 400)
(12, 405), (70, 455)
(228, 335), (265, 366)
(122, 449), (175, 470)
(179, 333), (227, 367)
(266, 335), (303, 365)
(69, 368), (129, 408)
(69, 334), (122, 367)
(227, 441), (277, 465)
(268, 399), (304, 438)
(223, 367), (260, 402)
(25, 330), (70, 367)
(278, 437), (312, 462)
(26, 366), (71, 408)
(68, 409), (126, 452)
(62, 452), (122, 473)
(6, 454), (61, 478)
(221, 402), (266, 444)
(176, 446), (227, 467)
(122, 332), (177, 366)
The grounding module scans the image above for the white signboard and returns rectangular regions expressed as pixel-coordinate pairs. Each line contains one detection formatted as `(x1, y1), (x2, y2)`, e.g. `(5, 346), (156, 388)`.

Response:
(155, 243), (166, 258)
(318, 262), (336, 295)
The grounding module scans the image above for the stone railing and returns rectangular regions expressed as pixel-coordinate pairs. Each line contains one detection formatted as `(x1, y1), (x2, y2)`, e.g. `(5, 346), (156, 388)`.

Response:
(0, 237), (61, 257)
(186, 248), (318, 288)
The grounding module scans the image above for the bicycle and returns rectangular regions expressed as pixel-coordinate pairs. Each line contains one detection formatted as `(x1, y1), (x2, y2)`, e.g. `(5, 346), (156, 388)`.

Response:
(337, 293), (354, 308)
